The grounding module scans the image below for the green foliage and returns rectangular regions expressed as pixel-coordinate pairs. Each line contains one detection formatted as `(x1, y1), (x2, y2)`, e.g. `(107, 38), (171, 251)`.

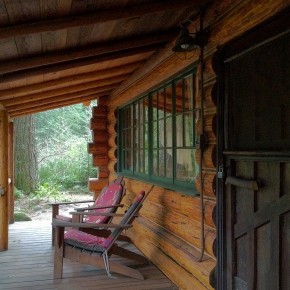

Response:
(32, 104), (97, 195)
(33, 182), (62, 202)
(38, 140), (97, 189)
(14, 212), (32, 222)
(14, 187), (24, 199)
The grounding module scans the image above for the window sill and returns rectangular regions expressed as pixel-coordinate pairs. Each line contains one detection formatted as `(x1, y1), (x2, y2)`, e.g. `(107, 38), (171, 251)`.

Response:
(118, 172), (199, 196)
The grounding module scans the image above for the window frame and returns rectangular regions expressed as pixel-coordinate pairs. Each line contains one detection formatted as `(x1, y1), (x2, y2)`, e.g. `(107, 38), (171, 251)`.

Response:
(118, 68), (198, 195)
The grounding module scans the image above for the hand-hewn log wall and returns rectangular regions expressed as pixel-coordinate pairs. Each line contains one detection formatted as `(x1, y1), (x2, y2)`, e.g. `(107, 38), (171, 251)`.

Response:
(106, 1), (287, 289)
(87, 98), (109, 199)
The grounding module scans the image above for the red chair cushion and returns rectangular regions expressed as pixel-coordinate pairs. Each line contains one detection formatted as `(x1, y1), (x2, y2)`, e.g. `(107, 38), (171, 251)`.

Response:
(84, 183), (123, 224)
(64, 229), (108, 252)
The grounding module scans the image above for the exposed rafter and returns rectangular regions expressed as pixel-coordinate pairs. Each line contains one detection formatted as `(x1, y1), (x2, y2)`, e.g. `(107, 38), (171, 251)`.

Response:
(9, 94), (104, 118)
(2, 77), (126, 105)
(0, 31), (176, 75)
(6, 88), (113, 113)
(0, 0), (196, 40)
(0, 0), (202, 116)
(0, 61), (144, 99)
(0, 45), (159, 83)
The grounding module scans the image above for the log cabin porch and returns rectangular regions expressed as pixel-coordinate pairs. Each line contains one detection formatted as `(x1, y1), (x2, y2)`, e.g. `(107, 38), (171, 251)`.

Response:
(0, 221), (178, 290)
(0, 1), (289, 290)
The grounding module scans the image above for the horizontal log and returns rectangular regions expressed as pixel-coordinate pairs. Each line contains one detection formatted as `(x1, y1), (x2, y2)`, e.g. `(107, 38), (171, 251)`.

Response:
(97, 97), (109, 107)
(92, 154), (109, 167)
(107, 160), (117, 174)
(92, 106), (108, 117)
(87, 143), (108, 155)
(107, 122), (117, 135)
(196, 111), (217, 143)
(98, 166), (109, 178)
(9, 94), (100, 118)
(0, 62), (143, 99)
(6, 88), (112, 113)
(108, 134), (117, 148)
(195, 145), (217, 169)
(92, 130), (109, 143)
(88, 178), (108, 199)
(128, 218), (215, 289)
(208, 0), (289, 51)
(196, 82), (217, 109)
(0, 0), (197, 40)
(107, 108), (118, 122)
(203, 56), (216, 83)
(123, 178), (162, 197)
(135, 185), (215, 229)
(0, 31), (177, 75)
(0, 45), (159, 84)
(196, 172), (216, 199)
(138, 198), (216, 257)
(108, 147), (117, 161)
(2, 75), (127, 104)
(90, 117), (107, 131)
(123, 179), (216, 256)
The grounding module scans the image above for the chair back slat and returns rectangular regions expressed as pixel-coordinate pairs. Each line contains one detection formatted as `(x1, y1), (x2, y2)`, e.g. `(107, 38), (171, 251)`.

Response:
(84, 177), (124, 224)
(103, 191), (145, 250)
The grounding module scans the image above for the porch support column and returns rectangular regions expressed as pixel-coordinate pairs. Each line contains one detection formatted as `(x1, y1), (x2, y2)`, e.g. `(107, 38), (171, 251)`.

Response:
(8, 120), (14, 224)
(0, 108), (9, 251)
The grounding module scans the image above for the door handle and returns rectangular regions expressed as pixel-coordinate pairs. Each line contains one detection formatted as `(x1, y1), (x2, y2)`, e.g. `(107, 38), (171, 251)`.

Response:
(225, 176), (259, 190)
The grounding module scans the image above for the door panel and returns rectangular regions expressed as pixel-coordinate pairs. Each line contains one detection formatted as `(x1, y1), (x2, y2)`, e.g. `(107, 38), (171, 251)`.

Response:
(226, 157), (290, 290)
(221, 11), (290, 289)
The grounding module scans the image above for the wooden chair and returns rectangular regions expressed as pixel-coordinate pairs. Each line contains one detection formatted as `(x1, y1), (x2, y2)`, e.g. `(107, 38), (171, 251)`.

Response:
(52, 191), (147, 280)
(49, 176), (125, 245)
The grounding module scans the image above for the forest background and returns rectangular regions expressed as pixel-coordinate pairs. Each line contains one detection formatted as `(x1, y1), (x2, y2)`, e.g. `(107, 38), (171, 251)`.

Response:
(14, 104), (97, 207)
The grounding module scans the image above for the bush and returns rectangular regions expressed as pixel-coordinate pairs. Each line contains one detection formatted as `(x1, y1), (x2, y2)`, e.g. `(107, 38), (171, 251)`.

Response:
(38, 141), (97, 190)
(33, 182), (62, 202)
(14, 187), (24, 199)
(14, 212), (32, 222)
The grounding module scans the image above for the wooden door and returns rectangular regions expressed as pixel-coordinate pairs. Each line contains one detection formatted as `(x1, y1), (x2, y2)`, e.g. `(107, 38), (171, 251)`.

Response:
(225, 156), (290, 290)
(220, 10), (290, 290)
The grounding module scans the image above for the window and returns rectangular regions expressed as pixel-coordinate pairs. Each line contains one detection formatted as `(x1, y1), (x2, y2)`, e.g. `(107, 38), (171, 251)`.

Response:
(119, 69), (198, 194)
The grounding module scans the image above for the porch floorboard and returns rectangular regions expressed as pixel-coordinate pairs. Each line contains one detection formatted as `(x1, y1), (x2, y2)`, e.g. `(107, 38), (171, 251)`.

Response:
(0, 221), (178, 290)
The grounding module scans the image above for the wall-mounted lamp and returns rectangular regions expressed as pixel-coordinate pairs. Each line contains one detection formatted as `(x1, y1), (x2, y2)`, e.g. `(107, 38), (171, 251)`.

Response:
(172, 8), (209, 55)
(172, 27), (208, 52)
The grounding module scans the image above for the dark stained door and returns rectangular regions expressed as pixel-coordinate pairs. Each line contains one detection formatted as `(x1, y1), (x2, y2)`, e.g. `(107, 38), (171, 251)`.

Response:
(221, 10), (290, 290)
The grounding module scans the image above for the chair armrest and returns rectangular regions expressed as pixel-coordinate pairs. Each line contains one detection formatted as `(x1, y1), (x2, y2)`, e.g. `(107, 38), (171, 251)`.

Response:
(52, 218), (132, 229)
(74, 203), (124, 211)
(69, 211), (124, 217)
(48, 200), (94, 206)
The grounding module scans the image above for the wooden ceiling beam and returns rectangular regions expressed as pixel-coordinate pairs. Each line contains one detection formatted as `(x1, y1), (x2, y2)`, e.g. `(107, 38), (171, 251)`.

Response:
(0, 61), (144, 99)
(0, 0), (195, 40)
(0, 31), (177, 75)
(6, 88), (113, 113)
(0, 44), (160, 83)
(2, 76), (126, 105)
(9, 94), (103, 118)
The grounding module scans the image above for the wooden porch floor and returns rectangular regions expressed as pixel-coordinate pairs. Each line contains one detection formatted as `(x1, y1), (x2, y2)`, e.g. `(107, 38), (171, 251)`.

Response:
(0, 221), (178, 290)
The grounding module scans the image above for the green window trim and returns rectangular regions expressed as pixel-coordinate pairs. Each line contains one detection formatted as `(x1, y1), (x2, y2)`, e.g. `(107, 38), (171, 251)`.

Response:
(118, 68), (199, 196)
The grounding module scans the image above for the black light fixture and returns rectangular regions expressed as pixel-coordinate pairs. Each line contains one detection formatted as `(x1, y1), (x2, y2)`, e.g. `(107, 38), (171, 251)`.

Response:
(172, 8), (209, 53)
(172, 27), (198, 52)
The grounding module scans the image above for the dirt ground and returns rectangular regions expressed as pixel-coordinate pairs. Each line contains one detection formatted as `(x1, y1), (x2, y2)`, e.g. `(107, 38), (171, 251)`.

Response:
(14, 192), (93, 221)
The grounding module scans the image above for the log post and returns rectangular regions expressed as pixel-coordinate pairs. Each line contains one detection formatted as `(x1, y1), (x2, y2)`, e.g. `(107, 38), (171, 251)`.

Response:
(8, 121), (14, 224)
(0, 109), (9, 251)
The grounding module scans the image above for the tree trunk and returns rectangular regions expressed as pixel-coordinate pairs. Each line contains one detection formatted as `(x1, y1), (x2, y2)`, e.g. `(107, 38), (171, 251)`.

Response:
(14, 116), (38, 194)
